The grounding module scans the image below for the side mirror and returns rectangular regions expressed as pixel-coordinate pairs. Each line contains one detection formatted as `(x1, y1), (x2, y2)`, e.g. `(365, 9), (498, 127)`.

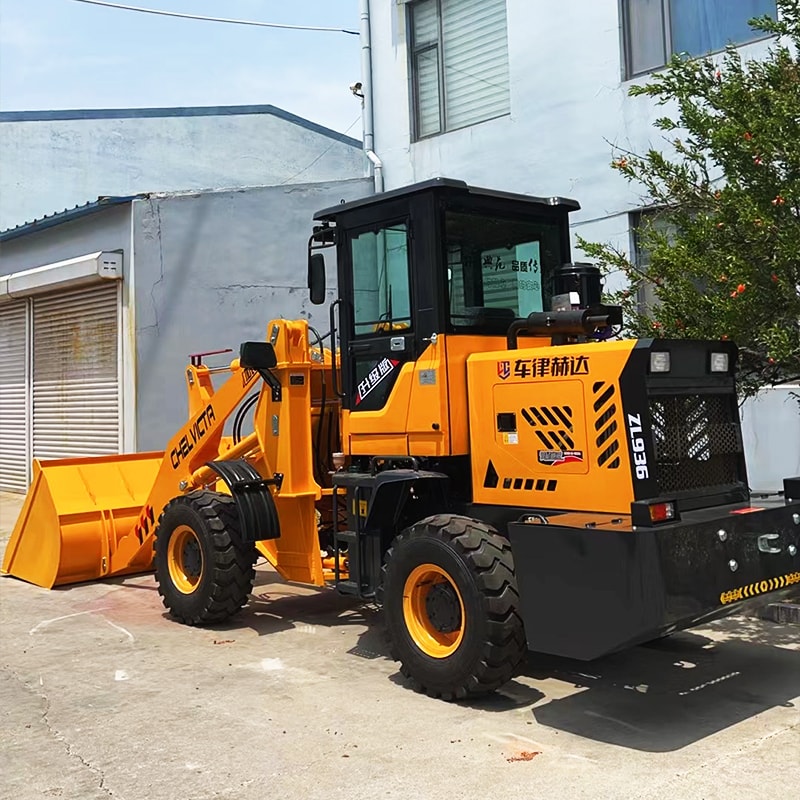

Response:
(308, 253), (326, 305)
(239, 341), (277, 370)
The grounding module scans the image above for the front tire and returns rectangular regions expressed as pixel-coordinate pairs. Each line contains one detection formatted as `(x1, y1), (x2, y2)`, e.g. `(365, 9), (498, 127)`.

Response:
(154, 491), (256, 625)
(382, 514), (526, 700)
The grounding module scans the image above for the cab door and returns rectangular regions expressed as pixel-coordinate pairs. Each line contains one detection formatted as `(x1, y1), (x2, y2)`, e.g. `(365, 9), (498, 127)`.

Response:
(337, 216), (418, 454)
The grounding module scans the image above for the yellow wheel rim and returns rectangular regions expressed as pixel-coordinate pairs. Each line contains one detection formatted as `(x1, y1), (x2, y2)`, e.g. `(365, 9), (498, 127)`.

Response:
(167, 525), (204, 594)
(402, 563), (465, 658)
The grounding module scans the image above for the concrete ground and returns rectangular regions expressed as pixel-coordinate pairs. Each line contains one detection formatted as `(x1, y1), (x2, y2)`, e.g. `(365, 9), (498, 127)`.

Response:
(1, 490), (798, 800)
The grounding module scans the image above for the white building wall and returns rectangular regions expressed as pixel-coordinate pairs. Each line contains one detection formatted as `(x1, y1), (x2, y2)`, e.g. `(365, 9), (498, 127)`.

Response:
(370, 2), (771, 237)
(740, 389), (800, 493)
(367, 0), (793, 489)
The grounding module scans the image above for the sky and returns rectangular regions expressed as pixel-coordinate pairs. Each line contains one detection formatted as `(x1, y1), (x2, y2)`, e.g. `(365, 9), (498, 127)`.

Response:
(0, 0), (363, 135)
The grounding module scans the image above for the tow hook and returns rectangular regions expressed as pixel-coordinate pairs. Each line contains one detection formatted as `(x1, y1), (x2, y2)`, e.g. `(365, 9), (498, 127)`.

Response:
(757, 533), (782, 554)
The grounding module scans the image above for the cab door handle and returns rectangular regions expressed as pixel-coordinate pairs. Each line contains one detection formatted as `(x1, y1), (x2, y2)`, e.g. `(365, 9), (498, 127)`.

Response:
(329, 299), (345, 400)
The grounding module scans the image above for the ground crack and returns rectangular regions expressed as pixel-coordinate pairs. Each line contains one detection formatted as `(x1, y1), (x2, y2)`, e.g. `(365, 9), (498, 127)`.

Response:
(4, 666), (117, 798)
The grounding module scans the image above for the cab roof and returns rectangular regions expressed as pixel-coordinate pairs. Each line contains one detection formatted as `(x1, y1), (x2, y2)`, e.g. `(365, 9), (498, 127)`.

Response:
(313, 177), (580, 221)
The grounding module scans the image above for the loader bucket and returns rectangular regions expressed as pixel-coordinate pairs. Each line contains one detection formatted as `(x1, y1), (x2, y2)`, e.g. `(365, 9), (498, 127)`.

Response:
(2, 452), (163, 589)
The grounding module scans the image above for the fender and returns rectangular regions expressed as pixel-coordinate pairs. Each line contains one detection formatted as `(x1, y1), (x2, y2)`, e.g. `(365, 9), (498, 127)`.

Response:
(363, 470), (450, 531)
(205, 459), (282, 543)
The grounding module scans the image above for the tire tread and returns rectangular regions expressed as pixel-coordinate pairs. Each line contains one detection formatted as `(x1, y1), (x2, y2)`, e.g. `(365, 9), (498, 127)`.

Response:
(154, 491), (256, 626)
(383, 513), (526, 700)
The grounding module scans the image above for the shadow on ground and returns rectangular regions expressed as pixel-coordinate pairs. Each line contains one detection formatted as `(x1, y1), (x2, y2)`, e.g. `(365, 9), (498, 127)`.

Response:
(190, 568), (376, 641)
(491, 626), (799, 752)
(205, 574), (800, 754)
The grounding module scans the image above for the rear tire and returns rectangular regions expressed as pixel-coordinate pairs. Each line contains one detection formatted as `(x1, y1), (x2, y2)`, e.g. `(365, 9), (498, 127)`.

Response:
(382, 514), (526, 700)
(154, 491), (256, 625)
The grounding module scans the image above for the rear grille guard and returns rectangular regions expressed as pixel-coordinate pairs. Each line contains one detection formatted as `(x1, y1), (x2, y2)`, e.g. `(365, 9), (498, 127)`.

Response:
(648, 393), (745, 495)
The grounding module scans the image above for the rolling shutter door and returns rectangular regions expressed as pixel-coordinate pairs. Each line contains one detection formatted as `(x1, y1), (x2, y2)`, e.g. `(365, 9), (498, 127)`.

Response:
(32, 284), (120, 460)
(0, 301), (28, 491)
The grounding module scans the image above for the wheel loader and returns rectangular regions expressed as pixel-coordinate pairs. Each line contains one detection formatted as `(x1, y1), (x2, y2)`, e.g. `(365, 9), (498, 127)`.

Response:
(4, 178), (799, 700)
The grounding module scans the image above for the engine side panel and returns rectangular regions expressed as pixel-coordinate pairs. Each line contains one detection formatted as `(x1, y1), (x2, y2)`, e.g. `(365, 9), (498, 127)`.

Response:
(467, 339), (638, 514)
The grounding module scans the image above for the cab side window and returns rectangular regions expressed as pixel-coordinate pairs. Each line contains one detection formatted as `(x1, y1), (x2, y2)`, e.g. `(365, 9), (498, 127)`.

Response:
(351, 223), (412, 335)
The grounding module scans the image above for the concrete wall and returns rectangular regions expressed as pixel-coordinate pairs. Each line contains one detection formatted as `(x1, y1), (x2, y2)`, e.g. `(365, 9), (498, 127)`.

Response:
(0, 107), (366, 231)
(132, 178), (372, 450)
(0, 203), (137, 455)
(0, 178), (373, 454)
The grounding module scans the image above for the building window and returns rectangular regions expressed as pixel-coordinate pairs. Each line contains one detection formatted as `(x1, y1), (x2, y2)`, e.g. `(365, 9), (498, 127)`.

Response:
(623, 0), (777, 78)
(408, 0), (510, 140)
(631, 209), (676, 312)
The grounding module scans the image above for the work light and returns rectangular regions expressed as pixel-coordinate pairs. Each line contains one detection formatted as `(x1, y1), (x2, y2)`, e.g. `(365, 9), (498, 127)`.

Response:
(710, 352), (729, 373)
(649, 351), (671, 373)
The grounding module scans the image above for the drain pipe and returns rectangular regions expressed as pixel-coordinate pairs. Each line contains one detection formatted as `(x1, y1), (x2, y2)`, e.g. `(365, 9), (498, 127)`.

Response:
(359, 0), (384, 193)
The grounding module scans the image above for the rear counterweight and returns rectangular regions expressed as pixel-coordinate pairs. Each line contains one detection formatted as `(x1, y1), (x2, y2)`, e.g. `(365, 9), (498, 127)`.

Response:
(506, 500), (800, 660)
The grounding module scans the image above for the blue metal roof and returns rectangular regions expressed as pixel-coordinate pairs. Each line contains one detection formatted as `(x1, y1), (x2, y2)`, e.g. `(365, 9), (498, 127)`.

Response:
(0, 104), (362, 148)
(0, 196), (141, 242)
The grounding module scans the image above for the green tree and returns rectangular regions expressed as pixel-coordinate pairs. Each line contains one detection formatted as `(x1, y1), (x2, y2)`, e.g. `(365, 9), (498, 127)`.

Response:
(580, 0), (800, 398)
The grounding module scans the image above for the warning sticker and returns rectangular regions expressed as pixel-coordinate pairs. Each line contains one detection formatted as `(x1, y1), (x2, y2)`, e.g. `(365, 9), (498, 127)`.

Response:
(720, 571), (800, 604)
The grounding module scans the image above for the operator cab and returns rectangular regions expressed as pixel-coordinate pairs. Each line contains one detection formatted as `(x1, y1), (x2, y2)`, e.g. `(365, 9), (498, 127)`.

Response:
(310, 178), (580, 411)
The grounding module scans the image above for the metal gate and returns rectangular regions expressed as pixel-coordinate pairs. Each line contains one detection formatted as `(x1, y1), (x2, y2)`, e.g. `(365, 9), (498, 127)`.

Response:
(32, 284), (121, 461)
